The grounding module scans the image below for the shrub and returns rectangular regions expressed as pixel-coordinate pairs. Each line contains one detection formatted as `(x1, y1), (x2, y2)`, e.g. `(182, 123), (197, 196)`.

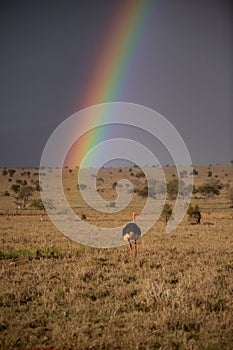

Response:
(180, 170), (187, 178)
(198, 184), (220, 199)
(16, 179), (23, 185)
(137, 186), (148, 198)
(187, 204), (201, 224)
(8, 169), (16, 177)
(32, 179), (41, 191)
(81, 214), (87, 220)
(135, 171), (145, 178)
(106, 201), (116, 208)
(167, 180), (178, 200)
(2, 169), (8, 176)
(30, 199), (45, 210)
(11, 184), (20, 193)
(77, 184), (87, 190)
(161, 203), (173, 224)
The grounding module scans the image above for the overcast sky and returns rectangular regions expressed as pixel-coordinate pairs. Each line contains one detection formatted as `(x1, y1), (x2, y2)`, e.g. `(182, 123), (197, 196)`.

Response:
(0, 0), (232, 167)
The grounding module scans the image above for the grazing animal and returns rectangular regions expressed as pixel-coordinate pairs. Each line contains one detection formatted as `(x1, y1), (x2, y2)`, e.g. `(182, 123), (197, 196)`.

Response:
(122, 212), (141, 257)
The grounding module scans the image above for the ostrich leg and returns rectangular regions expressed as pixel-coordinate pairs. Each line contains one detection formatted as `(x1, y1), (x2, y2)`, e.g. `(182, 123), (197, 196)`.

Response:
(128, 241), (133, 254)
(134, 240), (137, 258)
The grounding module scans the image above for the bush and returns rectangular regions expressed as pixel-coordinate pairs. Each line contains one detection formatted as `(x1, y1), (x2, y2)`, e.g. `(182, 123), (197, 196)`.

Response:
(32, 180), (42, 191)
(106, 202), (116, 208)
(187, 205), (201, 224)
(135, 171), (145, 178)
(30, 199), (45, 210)
(8, 169), (16, 177)
(16, 179), (23, 185)
(81, 214), (87, 220)
(136, 185), (156, 199)
(180, 170), (187, 178)
(137, 186), (148, 198)
(77, 184), (87, 190)
(198, 184), (220, 199)
(167, 180), (178, 200)
(161, 203), (173, 224)
(2, 169), (8, 176)
(11, 184), (20, 193)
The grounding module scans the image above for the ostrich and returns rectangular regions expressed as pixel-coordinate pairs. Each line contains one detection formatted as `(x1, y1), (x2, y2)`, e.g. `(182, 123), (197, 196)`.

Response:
(122, 212), (141, 257)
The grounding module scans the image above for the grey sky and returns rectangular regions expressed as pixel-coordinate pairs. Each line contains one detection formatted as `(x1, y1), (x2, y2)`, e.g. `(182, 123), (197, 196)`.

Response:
(0, 0), (232, 167)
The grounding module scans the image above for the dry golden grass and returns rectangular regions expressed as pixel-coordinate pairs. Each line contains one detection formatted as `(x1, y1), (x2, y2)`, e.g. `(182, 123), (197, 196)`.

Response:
(0, 166), (233, 349)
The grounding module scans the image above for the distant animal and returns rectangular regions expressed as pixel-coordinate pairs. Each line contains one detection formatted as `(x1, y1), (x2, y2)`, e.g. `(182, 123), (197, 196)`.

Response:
(122, 212), (141, 257)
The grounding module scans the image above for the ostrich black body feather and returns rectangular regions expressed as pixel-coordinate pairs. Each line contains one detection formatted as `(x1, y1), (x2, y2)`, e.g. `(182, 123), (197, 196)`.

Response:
(122, 222), (141, 237)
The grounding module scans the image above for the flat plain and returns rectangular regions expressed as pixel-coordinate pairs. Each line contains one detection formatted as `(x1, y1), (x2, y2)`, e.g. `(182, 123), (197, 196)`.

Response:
(0, 165), (233, 349)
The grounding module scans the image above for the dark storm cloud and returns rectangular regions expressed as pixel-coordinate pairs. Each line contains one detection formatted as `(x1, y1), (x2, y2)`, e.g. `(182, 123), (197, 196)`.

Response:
(0, 0), (232, 167)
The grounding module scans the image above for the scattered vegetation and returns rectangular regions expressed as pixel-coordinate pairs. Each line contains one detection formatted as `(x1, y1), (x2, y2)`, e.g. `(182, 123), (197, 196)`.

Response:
(0, 165), (232, 349)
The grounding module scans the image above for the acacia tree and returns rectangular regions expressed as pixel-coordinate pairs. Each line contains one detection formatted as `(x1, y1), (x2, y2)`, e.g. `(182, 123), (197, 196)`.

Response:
(198, 184), (220, 200)
(17, 186), (34, 209)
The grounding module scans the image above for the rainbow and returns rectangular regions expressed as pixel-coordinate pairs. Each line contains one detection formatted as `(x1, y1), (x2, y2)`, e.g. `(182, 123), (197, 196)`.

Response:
(65, 0), (154, 167)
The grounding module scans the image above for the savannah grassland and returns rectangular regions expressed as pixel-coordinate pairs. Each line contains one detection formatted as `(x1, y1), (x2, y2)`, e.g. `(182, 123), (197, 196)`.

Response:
(0, 165), (233, 350)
